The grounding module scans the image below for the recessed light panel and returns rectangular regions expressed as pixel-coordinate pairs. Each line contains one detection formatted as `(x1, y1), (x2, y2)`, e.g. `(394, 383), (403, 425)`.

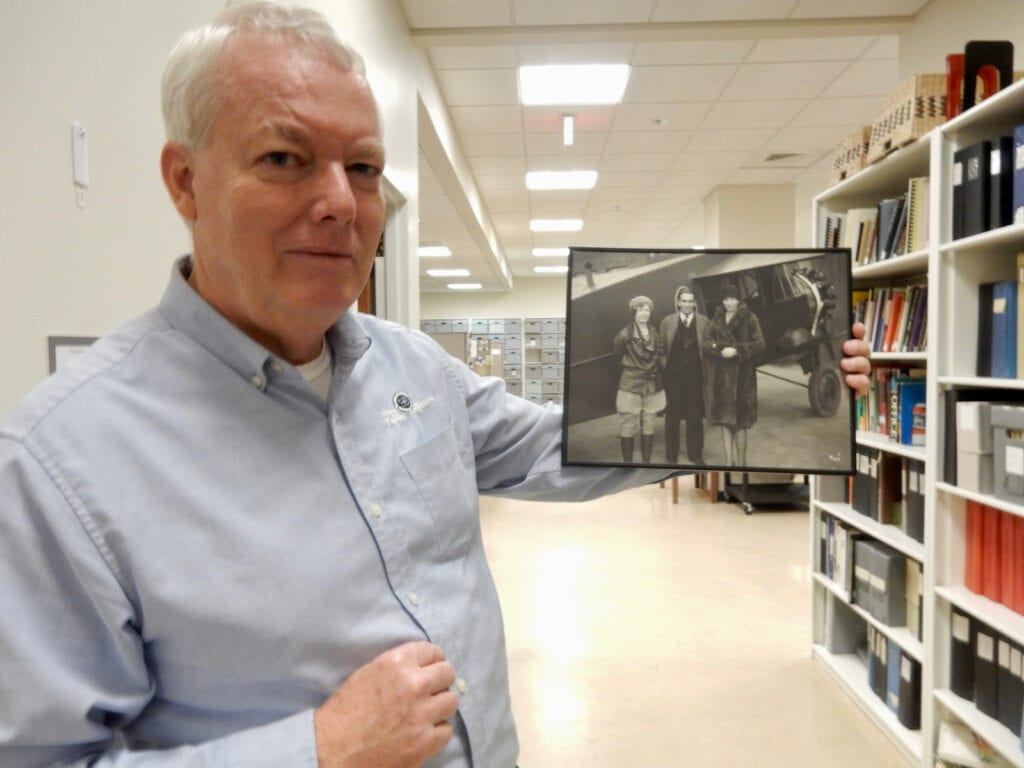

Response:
(447, 282), (482, 290)
(518, 64), (630, 106)
(534, 265), (569, 274)
(532, 247), (570, 257)
(417, 245), (452, 258)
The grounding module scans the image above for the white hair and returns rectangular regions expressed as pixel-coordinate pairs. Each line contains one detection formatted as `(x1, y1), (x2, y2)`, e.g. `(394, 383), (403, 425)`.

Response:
(161, 1), (367, 148)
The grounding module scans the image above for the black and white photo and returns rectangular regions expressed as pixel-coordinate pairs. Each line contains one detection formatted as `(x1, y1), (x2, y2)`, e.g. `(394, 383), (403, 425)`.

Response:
(562, 247), (855, 474)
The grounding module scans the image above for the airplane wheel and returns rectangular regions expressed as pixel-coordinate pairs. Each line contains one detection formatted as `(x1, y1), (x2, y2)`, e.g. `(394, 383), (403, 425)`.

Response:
(809, 366), (842, 416)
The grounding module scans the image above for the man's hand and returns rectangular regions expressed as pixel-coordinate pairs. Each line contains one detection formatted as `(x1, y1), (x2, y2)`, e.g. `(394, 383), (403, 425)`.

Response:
(841, 322), (872, 397)
(314, 641), (459, 768)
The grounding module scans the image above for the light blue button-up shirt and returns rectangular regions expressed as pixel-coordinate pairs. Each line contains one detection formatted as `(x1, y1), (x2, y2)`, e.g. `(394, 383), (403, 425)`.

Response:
(0, 258), (664, 767)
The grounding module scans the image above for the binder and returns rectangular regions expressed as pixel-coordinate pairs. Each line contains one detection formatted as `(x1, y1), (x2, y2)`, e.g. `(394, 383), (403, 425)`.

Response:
(1013, 124), (1024, 225)
(877, 453), (904, 527)
(964, 500), (985, 594)
(903, 458), (925, 543)
(997, 638), (1024, 733)
(886, 638), (902, 714)
(991, 280), (1018, 378)
(953, 140), (991, 239)
(982, 504), (1002, 603)
(975, 623), (999, 719)
(852, 444), (878, 519)
(897, 650), (922, 730)
(990, 135), (1014, 230)
(905, 558), (923, 640)
(873, 542), (906, 627)
(1000, 510), (1017, 611)
(1015, 514), (1024, 615)
(977, 282), (994, 377)
(950, 607), (974, 700)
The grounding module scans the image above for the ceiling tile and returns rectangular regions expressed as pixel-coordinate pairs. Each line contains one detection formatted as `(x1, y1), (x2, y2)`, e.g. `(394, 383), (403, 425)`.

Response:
(399, 0), (514, 27)
(516, 42), (636, 66)
(820, 58), (900, 98)
(603, 129), (691, 154)
(669, 151), (752, 170)
(461, 132), (526, 156)
(526, 154), (602, 171)
(632, 40), (755, 66)
(721, 61), (847, 100)
(469, 155), (527, 175)
(626, 64), (738, 103)
(789, 96), (881, 127)
(525, 131), (609, 155)
(598, 153), (677, 172)
(760, 124), (852, 153)
(436, 68), (519, 107)
(450, 105), (525, 134)
(522, 105), (616, 132)
(611, 102), (712, 131)
(700, 99), (807, 130)
(727, 167), (804, 184)
(684, 128), (776, 152)
(429, 45), (519, 70)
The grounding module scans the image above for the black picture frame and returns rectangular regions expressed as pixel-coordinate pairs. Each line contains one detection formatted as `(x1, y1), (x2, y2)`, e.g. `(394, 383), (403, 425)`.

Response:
(562, 247), (855, 475)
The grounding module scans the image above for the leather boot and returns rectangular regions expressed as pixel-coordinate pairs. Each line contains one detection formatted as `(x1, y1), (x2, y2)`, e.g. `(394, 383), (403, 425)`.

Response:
(620, 437), (634, 463)
(640, 434), (654, 463)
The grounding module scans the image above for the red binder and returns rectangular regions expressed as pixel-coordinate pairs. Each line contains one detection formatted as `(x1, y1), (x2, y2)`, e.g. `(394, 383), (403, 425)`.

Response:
(1000, 510), (1016, 610)
(965, 500), (985, 594)
(1014, 514), (1024, 615)
(982, 505), (1002, 603)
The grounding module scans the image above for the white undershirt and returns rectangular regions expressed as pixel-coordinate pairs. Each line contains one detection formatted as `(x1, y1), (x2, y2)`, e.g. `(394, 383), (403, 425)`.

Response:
(296, 338), (332, 401)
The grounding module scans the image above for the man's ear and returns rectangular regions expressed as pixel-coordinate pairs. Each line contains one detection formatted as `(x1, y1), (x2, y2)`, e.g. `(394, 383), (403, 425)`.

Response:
(160, 142), (198, 223)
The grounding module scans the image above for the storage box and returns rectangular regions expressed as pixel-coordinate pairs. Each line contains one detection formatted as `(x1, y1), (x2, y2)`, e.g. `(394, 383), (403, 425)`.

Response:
(866, 74), (947, 164)
(957, 401), (993, 452)
(992, 404), (1024, 503)
(829, 125), (872, 185)
(958, 449), (994, 494)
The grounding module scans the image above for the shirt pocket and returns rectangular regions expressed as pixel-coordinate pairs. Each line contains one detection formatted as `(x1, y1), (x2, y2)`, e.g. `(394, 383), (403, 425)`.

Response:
(400, 423), (479, 558)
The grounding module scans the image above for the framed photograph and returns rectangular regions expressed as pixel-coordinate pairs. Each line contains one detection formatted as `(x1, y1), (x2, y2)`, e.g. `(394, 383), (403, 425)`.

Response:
(562, 247), (854, 475)
(48, 335), (98, 374)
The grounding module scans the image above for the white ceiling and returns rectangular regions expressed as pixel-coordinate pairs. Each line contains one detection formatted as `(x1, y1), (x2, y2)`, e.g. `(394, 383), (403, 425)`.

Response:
(400, 0), (933, 292)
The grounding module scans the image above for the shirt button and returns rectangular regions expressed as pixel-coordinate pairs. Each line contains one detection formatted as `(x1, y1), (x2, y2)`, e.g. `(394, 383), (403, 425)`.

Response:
(456, 678), (467, 694)
(408, 592), (420, 606)
(369, 503), (382, 518)
(271, 361), (284, 373)
(249, 375), (263, 388)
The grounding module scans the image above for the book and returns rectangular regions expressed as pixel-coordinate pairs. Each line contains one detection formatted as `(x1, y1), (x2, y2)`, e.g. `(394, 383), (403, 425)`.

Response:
(875, 196), (905, 261)
(906, 176), (930, 253)
(991, 280), (1018, 378)
(965, 500), (985, 594)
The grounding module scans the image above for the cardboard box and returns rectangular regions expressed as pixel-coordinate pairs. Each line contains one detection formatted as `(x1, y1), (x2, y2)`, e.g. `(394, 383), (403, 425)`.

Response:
(992, 404), (1024, 503)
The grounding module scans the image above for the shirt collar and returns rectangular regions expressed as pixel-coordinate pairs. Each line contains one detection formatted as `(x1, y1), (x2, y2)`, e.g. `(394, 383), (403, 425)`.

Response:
(157, 255), (371, 389)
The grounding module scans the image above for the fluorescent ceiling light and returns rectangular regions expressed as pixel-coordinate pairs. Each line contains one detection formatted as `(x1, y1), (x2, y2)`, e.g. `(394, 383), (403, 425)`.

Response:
(518, 64), (630, 106)
(563, 114), (574, 146)
(526, 170), (597, 191)
(426, 268), (470, 277)
(533, 247), (570, 257)
(417, 245), (452, 258)
(447, 282), (482, 290)
(534, 265), (569, 274)
(530, 218), (583, 232)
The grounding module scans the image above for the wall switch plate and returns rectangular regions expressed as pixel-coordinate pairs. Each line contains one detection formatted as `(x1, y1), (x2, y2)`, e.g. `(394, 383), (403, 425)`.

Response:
(71, 122), (89, 188)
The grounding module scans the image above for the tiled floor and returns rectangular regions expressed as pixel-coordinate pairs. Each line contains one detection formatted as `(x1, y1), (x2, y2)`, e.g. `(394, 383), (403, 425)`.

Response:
(481, 476), (908, 767)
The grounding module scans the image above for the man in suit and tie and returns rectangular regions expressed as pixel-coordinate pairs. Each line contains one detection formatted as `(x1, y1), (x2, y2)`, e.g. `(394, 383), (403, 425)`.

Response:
(659, 285), (710, 465)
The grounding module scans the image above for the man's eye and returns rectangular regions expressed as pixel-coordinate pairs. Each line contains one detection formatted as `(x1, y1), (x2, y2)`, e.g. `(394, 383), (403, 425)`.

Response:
(349, 163), (381, 177)
(262, 152), (294, 167)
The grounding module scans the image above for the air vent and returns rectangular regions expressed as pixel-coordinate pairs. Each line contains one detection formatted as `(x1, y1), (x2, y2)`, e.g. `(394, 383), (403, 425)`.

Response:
(764, 152), (802, 163)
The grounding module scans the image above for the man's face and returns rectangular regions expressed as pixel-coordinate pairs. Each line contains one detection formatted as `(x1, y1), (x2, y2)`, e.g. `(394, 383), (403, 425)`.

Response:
(677, 292), (696, 315)
(166, 37), (386, 361)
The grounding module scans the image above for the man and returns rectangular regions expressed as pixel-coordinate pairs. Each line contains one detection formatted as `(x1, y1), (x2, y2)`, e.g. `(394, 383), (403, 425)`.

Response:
(659, 285), (710, 464)
(0, 4), (872, 767)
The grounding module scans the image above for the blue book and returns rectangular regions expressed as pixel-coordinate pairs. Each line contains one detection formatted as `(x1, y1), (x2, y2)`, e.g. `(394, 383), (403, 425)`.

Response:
(896, 379), (926, 446)
(991, 280), (1018, 378)
(886, 637), (902, 715)
(1014, 124), (1024, 225)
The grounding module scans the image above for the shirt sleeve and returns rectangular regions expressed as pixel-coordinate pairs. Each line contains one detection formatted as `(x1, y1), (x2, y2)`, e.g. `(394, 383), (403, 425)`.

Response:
(0, 436), (318, 768)
(441, 355), (673, 500)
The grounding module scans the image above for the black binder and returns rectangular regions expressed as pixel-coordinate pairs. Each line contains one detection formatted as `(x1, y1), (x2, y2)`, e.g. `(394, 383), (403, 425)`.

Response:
(990, 135), (1015, 230)
(950, 606), (975, 700)
(903, 457), (925, 543)
(953, 141), (991, 239)
(897, 649), (922, 730)
(852, 444), (878, 519)
(975, 623), (1000, 719)
(997, 638), (1024, 735)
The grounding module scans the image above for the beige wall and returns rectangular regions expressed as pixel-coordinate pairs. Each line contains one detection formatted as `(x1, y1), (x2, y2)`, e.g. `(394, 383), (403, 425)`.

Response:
(0, 0), (425, 415)
(420, 278), (567, 320)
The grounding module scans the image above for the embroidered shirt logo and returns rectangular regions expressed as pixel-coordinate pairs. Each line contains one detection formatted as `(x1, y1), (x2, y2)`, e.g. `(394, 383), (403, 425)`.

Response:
(381, 393), (434, 426)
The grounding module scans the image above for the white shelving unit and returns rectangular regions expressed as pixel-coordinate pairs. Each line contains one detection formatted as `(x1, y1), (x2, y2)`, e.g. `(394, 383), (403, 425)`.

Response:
(811, 77), (1024, 767)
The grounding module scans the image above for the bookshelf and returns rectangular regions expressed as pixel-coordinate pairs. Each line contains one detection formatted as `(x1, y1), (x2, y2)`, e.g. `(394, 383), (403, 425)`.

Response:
(811, 77), (1024, 767)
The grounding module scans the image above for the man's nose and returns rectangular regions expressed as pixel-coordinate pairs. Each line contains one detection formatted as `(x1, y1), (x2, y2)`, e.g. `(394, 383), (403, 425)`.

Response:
(310, 164), (357, 223)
